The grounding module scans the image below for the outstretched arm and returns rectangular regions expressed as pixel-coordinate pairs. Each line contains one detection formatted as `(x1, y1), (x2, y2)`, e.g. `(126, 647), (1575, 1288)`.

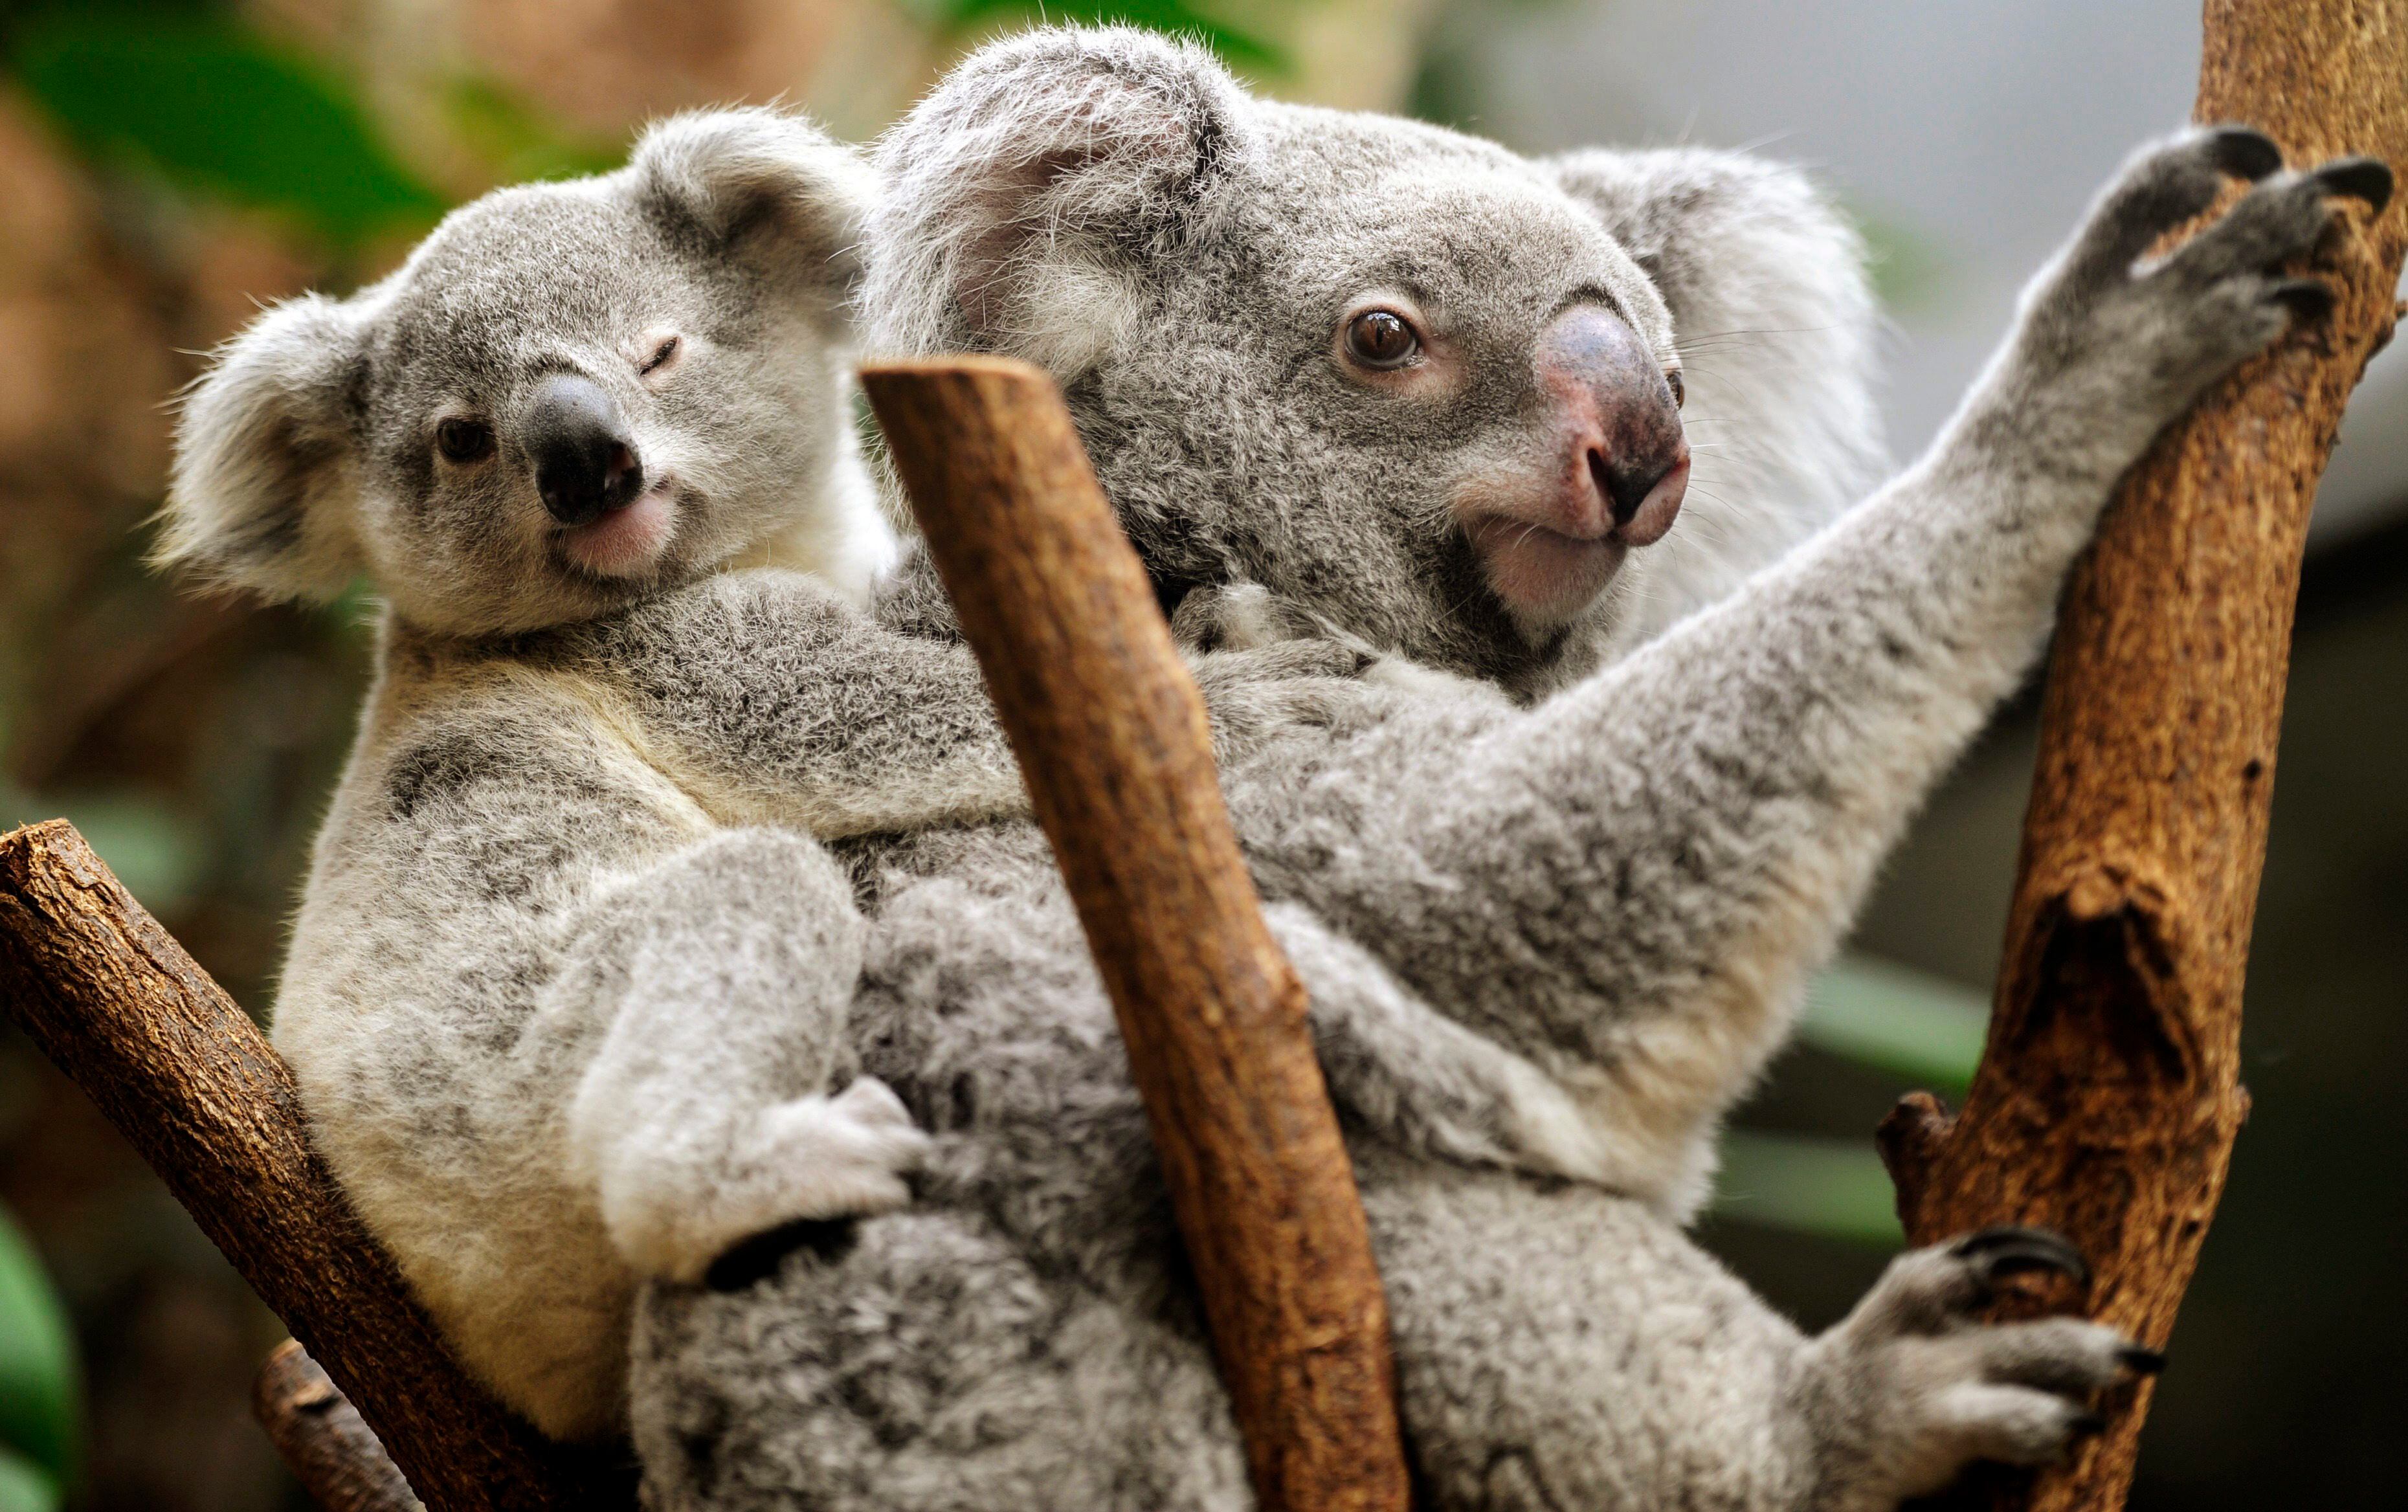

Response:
(1236, 131), (2387, 1190)
(544, 562), (1374, 842)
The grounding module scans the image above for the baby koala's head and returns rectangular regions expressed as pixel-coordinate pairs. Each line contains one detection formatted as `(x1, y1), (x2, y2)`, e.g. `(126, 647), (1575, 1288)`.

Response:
(161, 109), (880, 635)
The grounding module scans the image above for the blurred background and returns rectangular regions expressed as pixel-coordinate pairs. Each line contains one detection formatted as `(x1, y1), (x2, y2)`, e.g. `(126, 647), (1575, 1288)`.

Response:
(0, 1), (2398, 1508)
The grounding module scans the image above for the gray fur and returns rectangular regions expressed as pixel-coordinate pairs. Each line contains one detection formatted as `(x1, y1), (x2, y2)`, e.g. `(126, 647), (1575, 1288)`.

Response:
(163, 104), (1372, 1442)
(629, 28), (2367, 1512)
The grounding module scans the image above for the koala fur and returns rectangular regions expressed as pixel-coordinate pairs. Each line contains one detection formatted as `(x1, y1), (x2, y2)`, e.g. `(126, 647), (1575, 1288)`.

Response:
(626, 27), (2380, 1512)
(162, 104), (1371, 1441)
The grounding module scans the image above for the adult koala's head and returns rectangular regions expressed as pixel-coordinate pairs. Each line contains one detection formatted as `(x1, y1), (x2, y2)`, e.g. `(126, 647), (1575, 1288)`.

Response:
(871, 27), (1881, 684)
(161, 109), (880, 636)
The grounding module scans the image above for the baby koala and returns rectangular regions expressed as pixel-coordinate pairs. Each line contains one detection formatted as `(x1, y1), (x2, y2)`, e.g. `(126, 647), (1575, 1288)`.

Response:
(159, 107), (1363, 1441)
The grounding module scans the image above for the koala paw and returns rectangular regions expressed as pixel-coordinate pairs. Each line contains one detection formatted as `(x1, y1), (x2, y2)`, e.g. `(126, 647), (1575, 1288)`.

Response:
(1188, 617), (1381, 762)
(1801, 1227), (2164, 1511)
(601, 1076), (932, 1286)
(2026, 126), (2389, 432)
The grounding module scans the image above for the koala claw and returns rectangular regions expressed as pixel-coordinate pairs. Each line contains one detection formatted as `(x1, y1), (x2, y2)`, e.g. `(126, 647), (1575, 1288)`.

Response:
(2312, 155), (2395, 214)
(1802, 1228), (2159, 1509)
(2203, 124), (2284, 182)
(1948, 1223), (2091, 1292)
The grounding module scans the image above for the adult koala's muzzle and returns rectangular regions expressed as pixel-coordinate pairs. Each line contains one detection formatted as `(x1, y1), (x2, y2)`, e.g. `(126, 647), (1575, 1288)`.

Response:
(529, 373), (645, 527)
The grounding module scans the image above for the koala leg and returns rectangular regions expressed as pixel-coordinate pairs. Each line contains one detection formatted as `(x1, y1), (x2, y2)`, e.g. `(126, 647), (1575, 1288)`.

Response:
(629, 1206), (1249, 1512)
(556, 827), (930, 1285)
(1243, 131), (2387, 1175)
(1362, 1151), (2154, 1512)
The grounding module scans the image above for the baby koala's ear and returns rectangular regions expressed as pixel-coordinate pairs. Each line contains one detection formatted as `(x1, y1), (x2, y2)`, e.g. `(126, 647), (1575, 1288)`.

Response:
(629, 107), (878, 319)
(157, 293), (369, 603)
(867, 24), (1256, 375)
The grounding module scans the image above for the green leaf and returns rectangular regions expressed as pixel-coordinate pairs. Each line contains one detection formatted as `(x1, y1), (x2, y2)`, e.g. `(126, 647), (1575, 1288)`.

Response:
(1712, 1130), (1902, 1246)
(0, 1447), (60, 1512)
(924, 0), (1288, 70)
(0, 1207), (78, 1493)
(1799, 953), (1989, 1094)
(11, 12), (444, 243)
(441, 76), (621, 185)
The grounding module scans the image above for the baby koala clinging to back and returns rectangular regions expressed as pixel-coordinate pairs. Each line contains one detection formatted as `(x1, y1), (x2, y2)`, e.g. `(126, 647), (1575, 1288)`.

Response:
(158, 107), (1365, 1440)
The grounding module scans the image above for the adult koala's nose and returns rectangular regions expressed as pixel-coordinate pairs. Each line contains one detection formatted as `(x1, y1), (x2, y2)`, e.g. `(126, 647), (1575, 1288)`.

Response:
(527, 373), (645, 527)
(1532, 306), (1688, 547)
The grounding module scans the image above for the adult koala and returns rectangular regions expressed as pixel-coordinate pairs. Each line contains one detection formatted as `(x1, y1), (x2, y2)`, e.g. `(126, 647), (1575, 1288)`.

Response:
(160, 105), (1366, 1442)
(629, 26), (2386, 1512)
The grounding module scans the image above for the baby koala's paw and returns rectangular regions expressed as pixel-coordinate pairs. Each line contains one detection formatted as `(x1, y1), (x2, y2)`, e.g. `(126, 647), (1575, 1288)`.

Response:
(602, 1076), (932, 1287)
(1801, 1227), (2164, 1512)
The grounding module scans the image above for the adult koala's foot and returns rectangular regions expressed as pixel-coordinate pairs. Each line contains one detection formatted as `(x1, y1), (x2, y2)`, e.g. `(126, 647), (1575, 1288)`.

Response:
(1796, 1227), (2165, 1512)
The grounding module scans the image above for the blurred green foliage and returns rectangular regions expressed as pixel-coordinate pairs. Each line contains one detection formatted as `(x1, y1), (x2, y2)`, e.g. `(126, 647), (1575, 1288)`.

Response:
(10, 7), (442, 247)
(1706, 953), (1987, 1246)
(0, 1205), (78, 1512)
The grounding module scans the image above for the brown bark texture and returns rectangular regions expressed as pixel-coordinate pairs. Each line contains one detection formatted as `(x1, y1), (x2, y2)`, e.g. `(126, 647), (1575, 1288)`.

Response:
(254, 1340), (425, 1512)
(862, 357), (1412, 1512)
(1878, 3), (2408, 1510)
(0, 820), (632, 1512)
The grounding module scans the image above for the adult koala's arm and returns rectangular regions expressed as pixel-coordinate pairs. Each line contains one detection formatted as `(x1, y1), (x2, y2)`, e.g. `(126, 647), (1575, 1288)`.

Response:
(1239, 131), (2384, 1202)
(537, 564), (1373, 841)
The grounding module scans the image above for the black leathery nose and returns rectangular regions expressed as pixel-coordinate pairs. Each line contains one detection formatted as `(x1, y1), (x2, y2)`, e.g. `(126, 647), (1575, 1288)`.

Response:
(1590, 446), (1673, 528)
(528, 373), (643, 526)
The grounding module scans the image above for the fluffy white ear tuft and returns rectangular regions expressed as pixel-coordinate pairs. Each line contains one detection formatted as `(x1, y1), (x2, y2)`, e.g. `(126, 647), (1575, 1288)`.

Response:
(1552, 148), (1888, 646)
(630, 107), (878, 315)
(157, 294), (369, 603)
(865, 24), (1255, 373)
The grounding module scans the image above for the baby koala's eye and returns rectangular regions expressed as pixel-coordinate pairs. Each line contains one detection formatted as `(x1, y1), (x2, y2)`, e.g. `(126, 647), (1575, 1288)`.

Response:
(1344, 309), (1421, 370)
(435, 417), (495, 464)
(1666, 369), (1686, 408)
(638, 334), (682, 377)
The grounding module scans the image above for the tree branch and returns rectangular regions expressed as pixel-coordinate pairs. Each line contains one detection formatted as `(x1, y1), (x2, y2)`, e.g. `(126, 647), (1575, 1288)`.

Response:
(0, 820), (630, 1511)
(862, 357), (1412, 1512)
(254, 1340), (423, 1512)
(1878, 4), (2408, 1509)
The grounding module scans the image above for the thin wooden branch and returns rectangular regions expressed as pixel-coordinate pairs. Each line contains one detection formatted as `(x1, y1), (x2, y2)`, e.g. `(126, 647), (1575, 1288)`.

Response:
(1878, 4), (2408, 1510)
(0, 820), (630, 1512)
(862, 357), (1412, 1512)
(254, 1340), (423, 1512)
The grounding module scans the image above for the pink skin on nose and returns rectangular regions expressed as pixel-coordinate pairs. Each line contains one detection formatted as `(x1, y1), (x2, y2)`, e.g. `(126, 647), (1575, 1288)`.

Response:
(1457, 306), (1688, 625)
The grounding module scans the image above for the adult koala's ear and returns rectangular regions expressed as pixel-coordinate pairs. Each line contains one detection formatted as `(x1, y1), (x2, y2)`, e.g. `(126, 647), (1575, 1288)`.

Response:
(866, 25), (1255, 375)
(629, 107), (878, 326)
(157, 294), (369, 603)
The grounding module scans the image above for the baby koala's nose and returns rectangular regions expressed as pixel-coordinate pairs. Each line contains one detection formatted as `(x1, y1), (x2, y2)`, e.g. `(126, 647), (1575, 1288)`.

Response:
(528, 373), (644, 527)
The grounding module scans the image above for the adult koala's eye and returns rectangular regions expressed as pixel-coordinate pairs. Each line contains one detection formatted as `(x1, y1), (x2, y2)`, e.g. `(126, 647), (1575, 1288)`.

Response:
(1666, 370), (1686, 408)
(1344, 309), (1421, 370)
(435, 417), (495, 463)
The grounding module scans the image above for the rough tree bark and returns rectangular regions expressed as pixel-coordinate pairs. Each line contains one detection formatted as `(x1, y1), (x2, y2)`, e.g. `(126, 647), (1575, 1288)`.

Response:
(254, 1340), (425, 1512)
(1878, 4), (2408, 1510)
(0, 821), (631, 1511)
(864, 357), (1412, 1512)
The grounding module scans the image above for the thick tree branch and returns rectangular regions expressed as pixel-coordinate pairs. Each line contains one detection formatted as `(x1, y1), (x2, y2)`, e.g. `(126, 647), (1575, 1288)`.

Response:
(1878, 3), (2408, 1509)
(863, 358), (1412, 1512)
(0, 820), (630, 1511)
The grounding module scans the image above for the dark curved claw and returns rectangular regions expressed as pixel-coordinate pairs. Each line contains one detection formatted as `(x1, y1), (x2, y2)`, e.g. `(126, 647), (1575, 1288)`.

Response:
(1949, 1224), (2091, 1290)
(2205, 126), (2284, 182)
(2269, 278), (2337, 322)
(2312, 155), (2394, 214)
(2117, 1344), (2170, 1376)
